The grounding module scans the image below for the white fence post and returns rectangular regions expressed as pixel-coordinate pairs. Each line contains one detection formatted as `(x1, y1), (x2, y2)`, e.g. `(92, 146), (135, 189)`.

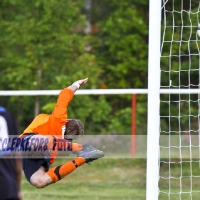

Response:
(146, 0), (162, 199)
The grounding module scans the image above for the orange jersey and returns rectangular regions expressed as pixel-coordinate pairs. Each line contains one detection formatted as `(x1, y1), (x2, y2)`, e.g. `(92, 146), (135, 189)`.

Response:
(19, 88), (74, 164)
(20, 88), (74, 137)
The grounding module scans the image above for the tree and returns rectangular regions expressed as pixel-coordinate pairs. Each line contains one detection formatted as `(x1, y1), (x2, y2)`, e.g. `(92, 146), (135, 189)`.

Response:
(85, 0), (149, 133)
(0, 0), (106, 133)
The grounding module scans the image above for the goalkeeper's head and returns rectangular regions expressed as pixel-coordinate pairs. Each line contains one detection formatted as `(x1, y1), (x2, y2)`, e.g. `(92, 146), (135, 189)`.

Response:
(64, 119), (84, 140)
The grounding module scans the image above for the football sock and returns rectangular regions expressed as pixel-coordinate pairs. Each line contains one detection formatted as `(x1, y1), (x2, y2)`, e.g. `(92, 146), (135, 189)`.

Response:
(46, 157), (85, 182)
(72, 143), (83, 152)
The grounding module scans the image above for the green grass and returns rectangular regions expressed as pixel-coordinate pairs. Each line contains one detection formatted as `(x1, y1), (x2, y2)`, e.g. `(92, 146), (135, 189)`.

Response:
(21, 158), (200, 200)
(21, 158), (147, 200)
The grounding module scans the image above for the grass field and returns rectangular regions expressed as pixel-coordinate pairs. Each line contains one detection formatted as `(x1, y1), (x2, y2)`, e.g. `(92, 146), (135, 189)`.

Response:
(21, 158), (147, 200)
(21, 158), (200, 200)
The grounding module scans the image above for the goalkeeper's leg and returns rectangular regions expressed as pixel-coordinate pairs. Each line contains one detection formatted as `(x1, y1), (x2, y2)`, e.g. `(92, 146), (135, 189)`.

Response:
(27, 144), (104, 188)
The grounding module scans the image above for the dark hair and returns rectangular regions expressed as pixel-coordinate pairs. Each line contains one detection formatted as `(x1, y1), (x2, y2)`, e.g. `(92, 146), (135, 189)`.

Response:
(64, 119), (84, 139)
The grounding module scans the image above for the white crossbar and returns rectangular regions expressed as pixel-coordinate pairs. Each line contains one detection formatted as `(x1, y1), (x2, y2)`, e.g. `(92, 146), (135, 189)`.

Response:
(0, 89), (199, 96)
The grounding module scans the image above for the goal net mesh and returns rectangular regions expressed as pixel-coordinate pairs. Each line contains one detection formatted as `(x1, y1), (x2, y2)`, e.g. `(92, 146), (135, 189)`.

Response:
(159, 0), (200, 199)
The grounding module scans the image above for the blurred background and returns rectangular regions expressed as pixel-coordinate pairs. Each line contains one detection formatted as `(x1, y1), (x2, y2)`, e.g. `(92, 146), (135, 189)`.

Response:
(0, 0), (149, 135)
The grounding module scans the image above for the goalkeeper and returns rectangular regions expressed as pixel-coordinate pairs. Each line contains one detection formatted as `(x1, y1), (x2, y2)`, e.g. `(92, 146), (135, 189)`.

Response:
(19, 78), (104, 188)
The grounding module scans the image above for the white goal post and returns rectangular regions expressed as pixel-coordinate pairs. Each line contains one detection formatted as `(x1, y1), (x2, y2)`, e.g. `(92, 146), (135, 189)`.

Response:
(146, 0), (162, 199)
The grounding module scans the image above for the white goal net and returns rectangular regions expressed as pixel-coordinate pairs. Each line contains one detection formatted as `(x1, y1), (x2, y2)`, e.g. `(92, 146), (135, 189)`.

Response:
(159, 0), (200, 199)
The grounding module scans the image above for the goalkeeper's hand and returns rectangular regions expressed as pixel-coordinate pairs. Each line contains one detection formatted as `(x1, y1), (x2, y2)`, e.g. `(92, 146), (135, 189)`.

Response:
(68, 78), (88, 93)
(72, 78), (88, 88)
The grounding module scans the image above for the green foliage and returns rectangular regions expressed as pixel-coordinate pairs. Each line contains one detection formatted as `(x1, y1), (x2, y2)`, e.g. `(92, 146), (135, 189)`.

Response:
(21, 158), (146, 200)
(0, 0), (93, 91)
(90, 1), (149, 89)
(0, 0), (150, 135)
(86, 0), (149, 133)
(107, 107), (132, 134)
(1, 0), (196, 136)
(0, 0), (104, 133)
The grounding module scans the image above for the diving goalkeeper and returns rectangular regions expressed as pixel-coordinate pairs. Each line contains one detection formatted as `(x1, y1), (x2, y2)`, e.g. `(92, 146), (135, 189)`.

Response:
(19, 78), (104, 188)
